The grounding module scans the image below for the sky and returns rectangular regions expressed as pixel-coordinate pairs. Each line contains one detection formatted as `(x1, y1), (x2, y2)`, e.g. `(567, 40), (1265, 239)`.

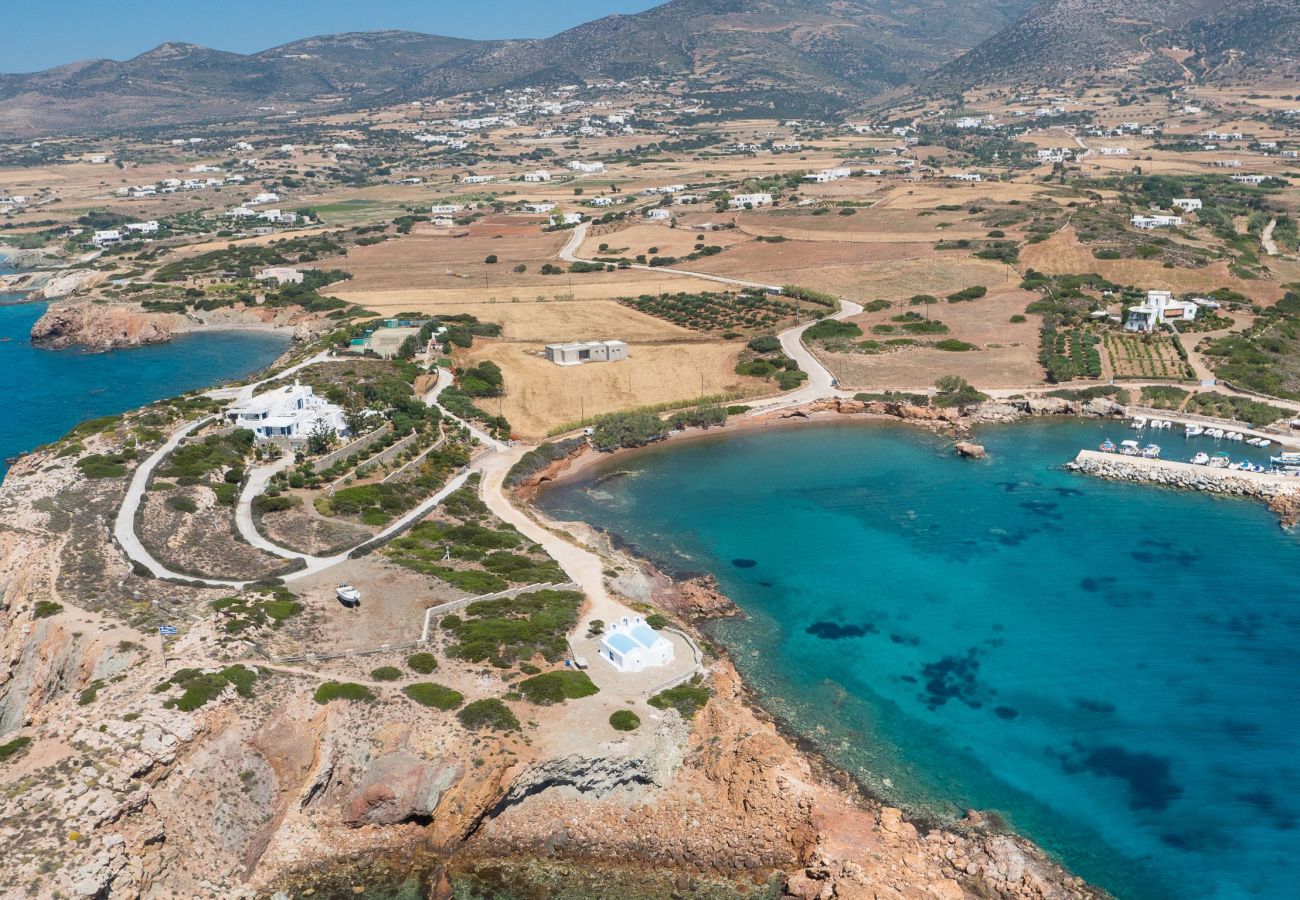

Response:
(3, 0), (665, 74)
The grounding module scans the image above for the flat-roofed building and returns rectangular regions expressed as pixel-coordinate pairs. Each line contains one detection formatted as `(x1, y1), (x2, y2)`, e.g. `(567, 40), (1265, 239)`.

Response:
(544, 339), (628, 366)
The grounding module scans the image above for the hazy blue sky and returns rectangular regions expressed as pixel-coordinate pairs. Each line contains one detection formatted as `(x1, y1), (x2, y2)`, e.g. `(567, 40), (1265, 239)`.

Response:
(4, 0), (664, 73)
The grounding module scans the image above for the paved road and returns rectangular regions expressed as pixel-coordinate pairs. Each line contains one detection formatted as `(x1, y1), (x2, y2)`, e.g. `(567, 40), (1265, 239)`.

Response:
(559, 221), (782, 292)
(112, 415), (247, 588)
(234, 454), (298, 559)
(205, 350), (335, 402)
(743, 297), (864, 416)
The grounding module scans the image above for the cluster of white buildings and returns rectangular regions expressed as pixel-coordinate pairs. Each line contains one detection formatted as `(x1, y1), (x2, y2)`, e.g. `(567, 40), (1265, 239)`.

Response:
(92, 220), (160, 247)
(805, 167), (852, 183)
(223, 381), (348, 444)
(115, 172), (246, 199)
(1131, 213), (1183, 229)
(1124, 291), (1200, 333)
(568, 160), (606, 174)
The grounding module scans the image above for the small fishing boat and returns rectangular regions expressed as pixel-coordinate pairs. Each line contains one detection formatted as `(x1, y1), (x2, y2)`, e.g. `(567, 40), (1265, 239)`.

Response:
(1191, 452), (1210, 465)
(1130, 416), (1147, 429)
(1100, 438), (1117, 452)
(336, 583), (361, 606)
(1246, 437), (1262, 446)
(1120, 439), (1141, 456)
(1208, 453), (1231, 468)
(1142, 444), (1161, 459)
(1206, 428), (1225, 439)
(1185, 424), (1205, 436)
(1257, 439), (1272, 448)
(1226, 431), (1244, 441)
(1271, 451), (1300, 469)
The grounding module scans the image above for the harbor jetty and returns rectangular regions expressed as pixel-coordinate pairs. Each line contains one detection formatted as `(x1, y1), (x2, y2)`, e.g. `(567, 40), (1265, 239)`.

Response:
(1068, 449), (1300, 525)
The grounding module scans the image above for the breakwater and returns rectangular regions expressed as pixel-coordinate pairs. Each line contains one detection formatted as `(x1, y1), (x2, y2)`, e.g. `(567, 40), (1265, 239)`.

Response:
(1067, 449), (1300, 524)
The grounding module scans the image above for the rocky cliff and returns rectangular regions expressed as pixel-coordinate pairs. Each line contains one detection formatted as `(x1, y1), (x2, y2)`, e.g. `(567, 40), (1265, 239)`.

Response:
(29, 299), (308, 351)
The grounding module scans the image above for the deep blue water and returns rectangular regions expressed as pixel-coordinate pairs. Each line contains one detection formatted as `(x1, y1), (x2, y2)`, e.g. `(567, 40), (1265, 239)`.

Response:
(0, 277), (289, 474)
(537, 419), (1300, 900)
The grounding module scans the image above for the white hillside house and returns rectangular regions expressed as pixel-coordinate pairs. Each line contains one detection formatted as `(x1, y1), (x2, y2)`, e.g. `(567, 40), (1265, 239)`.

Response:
(224, 381), (348, 443)
(1125, 290), (1199, 333)
(1131, 214), (1183, 229)
(599, 615), (674, 673)
(1172, 198), (1202, 212)
(523, 170), (551, 182)
(729, 192), (772, 209)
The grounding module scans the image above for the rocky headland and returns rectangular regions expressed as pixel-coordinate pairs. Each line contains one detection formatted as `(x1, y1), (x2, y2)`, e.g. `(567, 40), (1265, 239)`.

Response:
(29, 298), (317, 351)
(0, 400), (1108, 900)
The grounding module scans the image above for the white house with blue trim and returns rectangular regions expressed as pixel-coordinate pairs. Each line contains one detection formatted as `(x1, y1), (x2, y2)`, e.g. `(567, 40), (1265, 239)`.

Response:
(599, 616), (674, 673)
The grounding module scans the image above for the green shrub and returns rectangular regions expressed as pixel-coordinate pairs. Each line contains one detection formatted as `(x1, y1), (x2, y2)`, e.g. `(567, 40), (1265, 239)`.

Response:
(518, 670), (599, 705)
(162, 665), (258, 711)
(313, 681), (376, 704)
(77, 454), (128, 479)
(371, 666), (403, 682)
(590, 410), (669, 451)
(0, 736), (32, 763)
(166, 496), (199, 514)
(803, 319), (862, 341)
(946, 286), (988, 303)
(746, 335), (782, 354)
(33, 601), (63, 619)
(934, 339), (976, 352)
(645, 614), (669, 629)
(609, 710), (641, 731)
(403, 682), (464, 710)
(407, 652), (439, 674)
(457, 698), (520, 731)
(649, 680), (711, 719)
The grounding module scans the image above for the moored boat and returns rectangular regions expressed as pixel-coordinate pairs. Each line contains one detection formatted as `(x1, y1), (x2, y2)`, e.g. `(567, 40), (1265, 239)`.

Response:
(1100, 438), (1116, 452)
(1142, 444), (1161, 459)
(1130, 416), (1147, 429)
(1191, 452), (1210, 465)
(1185, 424), (1205, 436)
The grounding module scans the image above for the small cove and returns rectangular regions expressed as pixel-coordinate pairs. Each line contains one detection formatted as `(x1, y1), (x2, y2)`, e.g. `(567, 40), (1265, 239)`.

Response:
(537, 417), (1300, 900)
(0, 281), (290, 474)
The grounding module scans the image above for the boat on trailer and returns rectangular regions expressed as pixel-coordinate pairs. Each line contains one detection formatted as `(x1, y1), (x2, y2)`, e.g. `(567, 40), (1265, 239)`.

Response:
(336, 583), (361, 607)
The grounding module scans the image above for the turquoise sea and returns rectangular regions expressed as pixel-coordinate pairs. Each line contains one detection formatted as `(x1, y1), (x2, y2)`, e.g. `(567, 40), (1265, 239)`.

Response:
(0, 274), (289, 474)
(537, 419), (1300, 900)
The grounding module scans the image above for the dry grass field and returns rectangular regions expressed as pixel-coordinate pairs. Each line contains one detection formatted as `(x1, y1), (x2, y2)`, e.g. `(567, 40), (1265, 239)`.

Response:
(577, 222), (748, 259)
(818, 288), (1043, 390)
(1021, 227), (1286, 304)
(736, 206), (989, 243)
(461, 339), (764, 437)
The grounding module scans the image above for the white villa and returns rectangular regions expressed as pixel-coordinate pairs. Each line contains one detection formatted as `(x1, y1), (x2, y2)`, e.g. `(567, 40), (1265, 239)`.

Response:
(1172, 198), (1203, 212)
(1125, 290), (1199, 333)
(256, 267), (304, 284)
(598, 615), (674, 673)
(568, 161), (606, 174)
(92, 230), (122, 247)
(430, 204), (464, 215)
(1131, 214), (1183, 229)
(224, 381), (348, 443)
(805, 166), (852, 183)
(729, 192), (773, 209)
(587, 196), (614, 207)
(523, 170), (552, 182)
(551, 212), (583, 226)
(544, 340), (628, 366)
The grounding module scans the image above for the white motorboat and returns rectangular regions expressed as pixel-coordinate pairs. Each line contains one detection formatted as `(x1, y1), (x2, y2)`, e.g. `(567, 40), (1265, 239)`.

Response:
(1246, 437), (1263, 446)
(1208, 453), (1231, 468)
(1192, 452), (1210, 465)
(1119, 439), (1141, 456)
(1130, 417), (1147, 429)
(1185, 424), (1205, 436)
(1257, 439), (1272, 448)
(1206, 428), (1225, 439)
(1142, 444), (1161, 459)
(1271, 452), (1300, 469)
(336, 583), (361, 606)
(1226, 431), (1244, 441)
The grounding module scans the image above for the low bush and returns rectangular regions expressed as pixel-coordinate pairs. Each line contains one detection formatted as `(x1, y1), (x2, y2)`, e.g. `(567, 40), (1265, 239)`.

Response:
(371, 666), (403, 682)
(648, 679), (711, 719)
(407, 652), (439, 674)
(609, 710), (641, 731)
(313, 681), (376, 704)
(518, 670), (599, 705)
(934, 339), (976, 352)
(403, 682), (464, 710)
(457, 698), (520, 731)
(0, 736), (32, 763)
(33, 600), (63, 619)
(946, 286), (988, 303)
(161, 665), (258, 711)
